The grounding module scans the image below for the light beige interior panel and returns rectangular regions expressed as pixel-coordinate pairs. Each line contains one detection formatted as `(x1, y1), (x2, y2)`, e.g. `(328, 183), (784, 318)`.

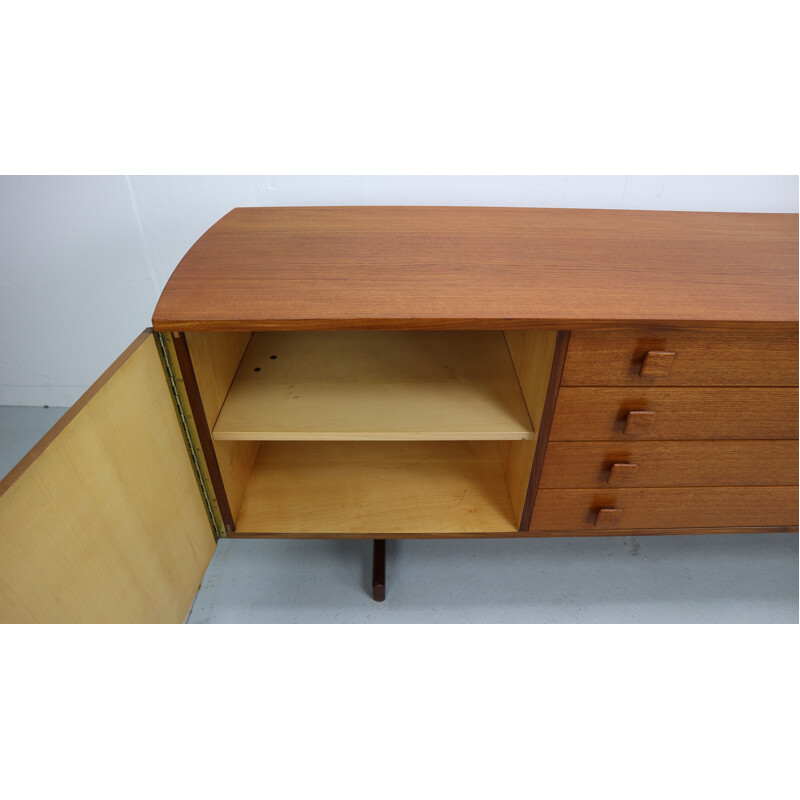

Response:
(502, 330), (558, 526)
(213, 331), (534, 441)
(185, 331), (258, 522)
(0, 332), (215, 623)
(236, 440), (517, 535)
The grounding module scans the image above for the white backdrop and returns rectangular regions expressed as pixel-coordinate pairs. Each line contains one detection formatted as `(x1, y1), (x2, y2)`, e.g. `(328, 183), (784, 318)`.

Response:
(0, 175), (797, 406)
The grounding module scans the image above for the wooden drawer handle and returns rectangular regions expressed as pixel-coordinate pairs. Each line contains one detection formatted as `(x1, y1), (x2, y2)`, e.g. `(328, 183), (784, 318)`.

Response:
(608, 462), (639, 486)
(624, 410), (656, 435)
(594, 507), (623, 528)
(640, 350), (677, 377)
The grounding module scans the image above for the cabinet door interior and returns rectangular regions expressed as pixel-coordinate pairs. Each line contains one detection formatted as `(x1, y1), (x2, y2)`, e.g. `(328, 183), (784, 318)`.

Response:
(0, 331), (215, 623)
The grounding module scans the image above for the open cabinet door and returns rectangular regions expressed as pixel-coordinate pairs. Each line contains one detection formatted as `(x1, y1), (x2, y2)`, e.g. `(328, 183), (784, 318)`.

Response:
(0, 331), (216, 623)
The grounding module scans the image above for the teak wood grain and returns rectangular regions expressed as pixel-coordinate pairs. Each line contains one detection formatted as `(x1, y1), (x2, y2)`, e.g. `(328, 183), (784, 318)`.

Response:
(539, 440), (799, 489)
(549, 387), (799, 441)
(231, 526), (797, 540)
(594, 508), (625, 528)
(624, 410), (657, 435)
(517, 330), (570, 530)
(500, 329), (561, 529)
(639, 350), (677, 378)
(152, 207), (798, 332)
(184, 331), (258, 525)
(171, 332), (234, 531)
(562, 327), (799, 386)
(607, 462), (640, 487)
(530, 487), (799, 531)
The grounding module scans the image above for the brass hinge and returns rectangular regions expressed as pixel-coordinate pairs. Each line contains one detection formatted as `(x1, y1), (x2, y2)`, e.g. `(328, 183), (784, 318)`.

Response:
(155, 332), (226, 540)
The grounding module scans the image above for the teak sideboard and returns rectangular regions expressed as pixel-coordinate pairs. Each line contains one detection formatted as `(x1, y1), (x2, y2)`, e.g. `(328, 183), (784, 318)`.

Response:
(1, 207), (798, 621)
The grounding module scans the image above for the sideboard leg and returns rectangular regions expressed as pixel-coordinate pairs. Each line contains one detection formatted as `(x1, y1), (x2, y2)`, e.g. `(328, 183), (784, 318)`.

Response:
(372, 539), (386, 602)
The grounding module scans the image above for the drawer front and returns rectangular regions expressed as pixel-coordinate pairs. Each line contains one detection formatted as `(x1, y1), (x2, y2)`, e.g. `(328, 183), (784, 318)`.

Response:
(562, 328), (799, 387)
(530, 486), (799, 531)
(550, 387), (799, 441)
(539, 440), (799, 489)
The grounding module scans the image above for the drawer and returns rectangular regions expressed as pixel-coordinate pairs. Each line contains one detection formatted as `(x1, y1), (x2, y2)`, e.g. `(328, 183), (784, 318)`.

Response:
(550, 387), (799, 441)
(562, 328), (799, 386)
(530, 486), (799, 531)
(539, 440), (799, 488)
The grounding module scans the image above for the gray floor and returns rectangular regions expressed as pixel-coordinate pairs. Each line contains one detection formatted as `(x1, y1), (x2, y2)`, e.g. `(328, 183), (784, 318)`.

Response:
(187, 534), (798, 623)
(0, 405), (68, 479)
(3, 406), (797, 623)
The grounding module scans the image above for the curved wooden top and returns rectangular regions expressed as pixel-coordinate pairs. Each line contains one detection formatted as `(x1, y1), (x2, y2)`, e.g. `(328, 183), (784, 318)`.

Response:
(152, 206), (798, 331)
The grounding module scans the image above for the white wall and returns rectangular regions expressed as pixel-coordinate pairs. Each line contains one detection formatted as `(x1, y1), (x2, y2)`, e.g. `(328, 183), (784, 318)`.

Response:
(1, 175), (797, 406)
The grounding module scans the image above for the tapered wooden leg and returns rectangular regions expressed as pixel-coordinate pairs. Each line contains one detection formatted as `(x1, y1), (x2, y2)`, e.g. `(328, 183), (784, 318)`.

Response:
(372, 539), (386, 602)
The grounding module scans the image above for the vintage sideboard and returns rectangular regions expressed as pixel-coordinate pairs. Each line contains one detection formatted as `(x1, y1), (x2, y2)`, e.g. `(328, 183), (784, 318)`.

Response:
(1, 206), (797, 620)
